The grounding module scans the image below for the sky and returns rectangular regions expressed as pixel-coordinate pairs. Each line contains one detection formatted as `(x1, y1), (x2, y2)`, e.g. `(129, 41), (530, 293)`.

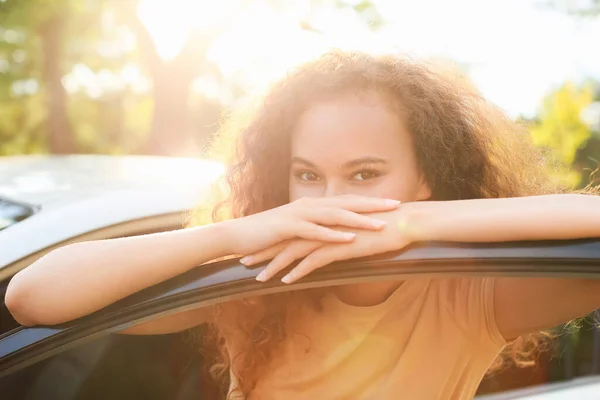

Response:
(63, 0), (600, 119)
(374, 0), (600, 117)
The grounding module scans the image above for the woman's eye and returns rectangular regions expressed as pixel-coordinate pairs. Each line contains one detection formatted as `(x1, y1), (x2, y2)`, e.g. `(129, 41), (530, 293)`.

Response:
(297, 171), (320, 182)
(352, 170), (379, 181)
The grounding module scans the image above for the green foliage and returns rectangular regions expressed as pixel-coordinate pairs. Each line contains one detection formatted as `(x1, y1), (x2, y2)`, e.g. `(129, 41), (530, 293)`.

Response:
(539, 0), (600, 16)
(531, 82), (594, 164)
(0, 94), (46, 155)
(0, 0), (76, 154)
(529, 82), (597, 188)
(349, 0), (384, 30)
(0, 0), (146, 155)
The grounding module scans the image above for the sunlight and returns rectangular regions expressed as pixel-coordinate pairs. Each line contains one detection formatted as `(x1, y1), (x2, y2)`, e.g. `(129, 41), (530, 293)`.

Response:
(207, 3), (324, 89)
(206, 2), (387, 92)
(136, 0), (382, 91)
(137, 0), (239, 60)
(130, 0), (600, 117)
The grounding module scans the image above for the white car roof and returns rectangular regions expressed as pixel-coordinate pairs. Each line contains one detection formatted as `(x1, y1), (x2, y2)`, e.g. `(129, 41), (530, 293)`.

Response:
(0, 155), (224, 272)
(0, 155), (223, 207)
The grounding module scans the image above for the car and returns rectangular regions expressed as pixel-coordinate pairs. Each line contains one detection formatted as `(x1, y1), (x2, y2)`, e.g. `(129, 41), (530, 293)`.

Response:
(2, 237), (600, 399)
(1, 155), (600, 399)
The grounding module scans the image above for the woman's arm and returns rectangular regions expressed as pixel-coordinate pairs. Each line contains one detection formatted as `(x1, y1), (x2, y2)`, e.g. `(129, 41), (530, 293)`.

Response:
(410, 193), (600, 339)
(242, 194), (600, 338)
(6, 195), (398, 327)
(410, 194), (600, 243)
(245, 194), (600, 282)
(249, 193), (600, 339)
(6, 223), (232, 326)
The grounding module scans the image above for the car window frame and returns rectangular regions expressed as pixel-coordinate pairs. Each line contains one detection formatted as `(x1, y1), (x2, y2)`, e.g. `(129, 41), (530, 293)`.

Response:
(1, 238), (600, 378)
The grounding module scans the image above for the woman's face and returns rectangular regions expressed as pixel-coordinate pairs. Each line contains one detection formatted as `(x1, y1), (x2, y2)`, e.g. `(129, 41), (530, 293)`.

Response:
(289, 94), (431, 202)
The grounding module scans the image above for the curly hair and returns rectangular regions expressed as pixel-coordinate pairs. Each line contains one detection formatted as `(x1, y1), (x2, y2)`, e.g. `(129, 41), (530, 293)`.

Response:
(192, 51), (579, 396)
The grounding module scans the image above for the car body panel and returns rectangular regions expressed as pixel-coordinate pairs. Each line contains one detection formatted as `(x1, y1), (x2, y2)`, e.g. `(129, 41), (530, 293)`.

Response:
(0, 155), (224, 207)
(0, 155), (224, 279)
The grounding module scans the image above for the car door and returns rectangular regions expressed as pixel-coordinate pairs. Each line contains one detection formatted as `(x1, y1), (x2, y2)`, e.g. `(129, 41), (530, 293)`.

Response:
(1, 239), (600, 399)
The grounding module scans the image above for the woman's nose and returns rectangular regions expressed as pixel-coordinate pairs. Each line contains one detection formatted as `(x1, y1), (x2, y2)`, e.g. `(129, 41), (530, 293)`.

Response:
(324, 182), (347, 198)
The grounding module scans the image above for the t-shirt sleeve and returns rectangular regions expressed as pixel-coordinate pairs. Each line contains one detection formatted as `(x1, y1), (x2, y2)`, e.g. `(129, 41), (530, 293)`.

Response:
(440, 278), (506, 347)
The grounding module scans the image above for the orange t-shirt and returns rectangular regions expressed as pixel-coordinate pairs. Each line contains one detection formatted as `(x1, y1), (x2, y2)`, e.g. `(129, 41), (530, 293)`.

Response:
(229, 278), (506, 400)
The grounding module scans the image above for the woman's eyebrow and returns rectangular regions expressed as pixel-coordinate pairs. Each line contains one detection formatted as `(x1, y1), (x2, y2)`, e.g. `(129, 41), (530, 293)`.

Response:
(342, 157), (388, 168)
(290, 156), (388, 168)
(290, 157), (316, 167)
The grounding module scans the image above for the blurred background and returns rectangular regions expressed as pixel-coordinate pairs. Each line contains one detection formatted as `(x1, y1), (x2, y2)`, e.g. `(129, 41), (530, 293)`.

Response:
(0, 0), (598, 188)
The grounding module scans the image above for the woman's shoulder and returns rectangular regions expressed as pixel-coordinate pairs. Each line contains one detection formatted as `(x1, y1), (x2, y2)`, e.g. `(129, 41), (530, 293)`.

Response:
(429, 277), (505, 345)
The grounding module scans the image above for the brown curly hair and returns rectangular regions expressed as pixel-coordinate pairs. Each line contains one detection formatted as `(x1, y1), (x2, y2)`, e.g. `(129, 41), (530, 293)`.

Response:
(194, 51), (574, 397)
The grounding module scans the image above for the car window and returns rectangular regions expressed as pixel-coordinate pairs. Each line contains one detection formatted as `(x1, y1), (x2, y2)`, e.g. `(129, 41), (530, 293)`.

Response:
(0, 197), (38, 231)
(2, 284), (600, 400)
(0, 327), (223, 400)
(477, 314), (600, 397)
(113, 290), (600, 399)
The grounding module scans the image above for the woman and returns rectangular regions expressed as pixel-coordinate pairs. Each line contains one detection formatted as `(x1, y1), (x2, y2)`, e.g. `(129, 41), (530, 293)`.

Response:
(7, 51), (600, 399)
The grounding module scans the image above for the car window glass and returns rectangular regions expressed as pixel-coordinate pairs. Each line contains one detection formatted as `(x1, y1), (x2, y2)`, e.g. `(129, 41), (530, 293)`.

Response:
(3, 279), (600, 399)
(0, 197), (38, 231)
(0, 326), (222, 400)
(110, 286), (600, 399)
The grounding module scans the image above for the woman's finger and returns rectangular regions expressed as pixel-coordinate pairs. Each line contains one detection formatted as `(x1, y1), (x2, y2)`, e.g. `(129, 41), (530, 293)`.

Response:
(318, 195), (400, 213)
(240, 242), (289, 266)
(305, 207), (387, 231)
(280, 245), (341, 284)
(293, 221), (357, 243)
(256, 241), (322, 282)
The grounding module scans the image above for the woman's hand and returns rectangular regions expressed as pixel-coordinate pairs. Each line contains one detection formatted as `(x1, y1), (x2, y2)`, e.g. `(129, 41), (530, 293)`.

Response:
(226, 195), (401, 256)
(240, 207), (416, 283)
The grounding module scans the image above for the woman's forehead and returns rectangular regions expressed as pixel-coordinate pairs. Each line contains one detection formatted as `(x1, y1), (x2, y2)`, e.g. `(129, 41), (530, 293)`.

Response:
(290, 97), (414, 162)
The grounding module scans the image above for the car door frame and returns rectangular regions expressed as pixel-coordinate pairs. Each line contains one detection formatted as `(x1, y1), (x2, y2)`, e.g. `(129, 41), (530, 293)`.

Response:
(2, 238), (600, 379)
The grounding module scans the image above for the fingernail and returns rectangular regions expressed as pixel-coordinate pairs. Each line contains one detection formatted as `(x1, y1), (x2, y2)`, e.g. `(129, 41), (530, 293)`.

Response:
(240, 256), (252, 265)
(342, 232), (356, 240)
(371, 219), (387, 228)
(281, 274), (294, 283)
(385, 199), (401, 207)
(256, 270), (267, 282)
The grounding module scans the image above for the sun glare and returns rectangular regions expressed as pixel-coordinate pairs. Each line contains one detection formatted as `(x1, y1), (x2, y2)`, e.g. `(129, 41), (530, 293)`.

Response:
(137, 0), (239, 60)
(135, 0), (385, 91)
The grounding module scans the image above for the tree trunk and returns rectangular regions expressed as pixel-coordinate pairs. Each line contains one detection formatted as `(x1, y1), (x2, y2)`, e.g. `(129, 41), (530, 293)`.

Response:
(144, 61), (197, 156)
(40, 14), (76, 154)
(126, 10), (209, 156)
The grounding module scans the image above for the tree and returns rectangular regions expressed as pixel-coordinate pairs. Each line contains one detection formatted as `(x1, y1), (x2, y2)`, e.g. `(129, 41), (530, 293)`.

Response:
(0, 0), (383, 157)
(114, 0), (383, 156)
(111, 1), (220, 156)
(0, 0), (52, 154)
(0, 0), (108, 154)
(530, 82), (596, 187)
(1, 0), (76, 153)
